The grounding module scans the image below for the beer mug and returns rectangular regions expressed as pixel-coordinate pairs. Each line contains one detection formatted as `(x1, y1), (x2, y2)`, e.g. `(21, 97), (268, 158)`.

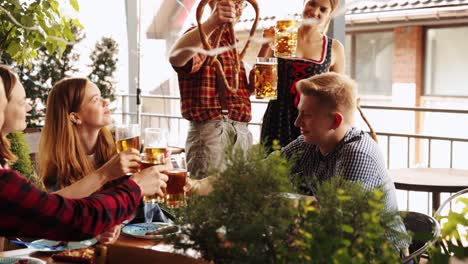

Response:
(165, 155), (187, 208)
(115, 124), (141, 153)
(141, 128), (168, 169)
(254, 57), (278, 100)
(141, 128), (168, 205)
(274, 19), (299, 58)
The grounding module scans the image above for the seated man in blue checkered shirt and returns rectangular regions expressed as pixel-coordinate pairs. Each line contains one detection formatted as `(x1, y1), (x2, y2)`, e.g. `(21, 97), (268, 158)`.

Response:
(281, 72), (409, 254)
(186, 72), (410, 254)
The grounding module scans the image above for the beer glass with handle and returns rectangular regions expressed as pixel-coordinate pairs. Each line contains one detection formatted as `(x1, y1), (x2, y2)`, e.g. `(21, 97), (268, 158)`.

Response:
(142, 128), (168, 223)
(165, 154), (188, 208)
(274, 17), (299, 58)
(254, 57), (278, 99)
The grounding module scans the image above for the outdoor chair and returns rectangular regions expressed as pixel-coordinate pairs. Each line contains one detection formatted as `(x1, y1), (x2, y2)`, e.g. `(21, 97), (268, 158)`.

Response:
(434, 188), (468, 254)
(434, 188), (468, 219)
(400, 211), (441, 264)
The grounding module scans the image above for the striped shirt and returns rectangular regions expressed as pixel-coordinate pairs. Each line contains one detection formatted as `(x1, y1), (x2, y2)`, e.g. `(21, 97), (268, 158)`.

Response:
(282, 127), (409, 249)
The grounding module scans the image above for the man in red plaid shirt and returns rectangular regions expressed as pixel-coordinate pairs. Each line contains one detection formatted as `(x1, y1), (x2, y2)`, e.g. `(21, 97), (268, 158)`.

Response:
(169, 0), (253, 178)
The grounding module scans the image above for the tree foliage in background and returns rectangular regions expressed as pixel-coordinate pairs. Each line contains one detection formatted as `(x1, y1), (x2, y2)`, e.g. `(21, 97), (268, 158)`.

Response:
(88, 37), (119, 102)
(2, 27), (84, 127)
(0, 0), (82, 65)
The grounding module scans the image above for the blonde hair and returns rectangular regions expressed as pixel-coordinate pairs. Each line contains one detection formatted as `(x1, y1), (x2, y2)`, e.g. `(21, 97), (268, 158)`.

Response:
(303, 0), (339, 34)
(296, 72), (357, 121)
(39, 78), (116, 189)
(0, 65), (18, 167)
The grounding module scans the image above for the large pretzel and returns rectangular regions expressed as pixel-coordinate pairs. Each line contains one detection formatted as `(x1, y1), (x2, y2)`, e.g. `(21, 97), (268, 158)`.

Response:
(196, 0), (259, 93)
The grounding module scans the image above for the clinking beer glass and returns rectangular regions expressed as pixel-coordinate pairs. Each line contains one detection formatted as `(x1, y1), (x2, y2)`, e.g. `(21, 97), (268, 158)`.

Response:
(274, 19), (299, 58)
(254, 57), (278, 100)
(115, 124), (141, 154)
(164, 155), (187, 208)
(141, 128), (168, 205)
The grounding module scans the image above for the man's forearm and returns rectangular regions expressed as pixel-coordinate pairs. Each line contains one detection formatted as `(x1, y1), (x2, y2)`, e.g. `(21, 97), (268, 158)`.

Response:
(169, 19), (219, 67)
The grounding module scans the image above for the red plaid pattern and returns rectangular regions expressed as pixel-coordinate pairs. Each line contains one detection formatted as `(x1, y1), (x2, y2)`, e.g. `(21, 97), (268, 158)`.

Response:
(173, 28), (252, 122)
(0, 169), (141, 240)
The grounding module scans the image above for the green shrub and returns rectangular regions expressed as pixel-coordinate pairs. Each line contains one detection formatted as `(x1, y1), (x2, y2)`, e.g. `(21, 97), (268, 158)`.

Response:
(429, 197), (468, 263)
(171, 143), (296, 264)
(168, 142), (408, 263)
(286, 177), (409, 264)
(7, 132), (41, 187)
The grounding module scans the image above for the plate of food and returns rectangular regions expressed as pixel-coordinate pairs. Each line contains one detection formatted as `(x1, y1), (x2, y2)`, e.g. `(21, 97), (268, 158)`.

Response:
(121, 222), (180, 239)
(51, 247), (95, 264)
(26, 238), (97, 253)
(0, 256), (46, 264)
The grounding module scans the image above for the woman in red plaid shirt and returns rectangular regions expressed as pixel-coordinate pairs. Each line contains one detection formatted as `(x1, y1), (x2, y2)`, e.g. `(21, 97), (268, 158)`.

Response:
(169, 0), (253, 178)
(0, 65), (168, 241)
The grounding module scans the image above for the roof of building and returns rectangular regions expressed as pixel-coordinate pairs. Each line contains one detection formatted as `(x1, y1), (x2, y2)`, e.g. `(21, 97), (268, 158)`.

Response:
(234, 0), (468, 29)
(347, 0), (468, 15)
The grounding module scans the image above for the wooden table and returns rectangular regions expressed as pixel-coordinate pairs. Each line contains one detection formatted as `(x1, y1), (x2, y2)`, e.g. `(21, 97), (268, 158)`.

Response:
(389, 168), (468, 213)
(0, 233), (166, 263)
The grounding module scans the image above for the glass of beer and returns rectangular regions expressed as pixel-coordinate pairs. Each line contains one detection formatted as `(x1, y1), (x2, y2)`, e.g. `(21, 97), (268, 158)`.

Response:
(274, 19), (299, 58)
(115, 124), (141, 153)
(254, 57), (278, 100)
(141, 128), (168, 206)
(165, 155), (187, 208)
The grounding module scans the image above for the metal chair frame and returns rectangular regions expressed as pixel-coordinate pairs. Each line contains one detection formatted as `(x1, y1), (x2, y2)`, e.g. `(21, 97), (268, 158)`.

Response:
(400, 211), (441, 264)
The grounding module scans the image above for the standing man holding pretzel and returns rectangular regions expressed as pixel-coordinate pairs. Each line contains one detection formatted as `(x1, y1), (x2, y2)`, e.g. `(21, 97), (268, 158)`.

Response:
(169, 0), (253, 178)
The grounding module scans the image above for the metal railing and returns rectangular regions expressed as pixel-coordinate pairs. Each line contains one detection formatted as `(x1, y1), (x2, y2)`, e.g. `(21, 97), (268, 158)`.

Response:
(115, 94), (468, 213)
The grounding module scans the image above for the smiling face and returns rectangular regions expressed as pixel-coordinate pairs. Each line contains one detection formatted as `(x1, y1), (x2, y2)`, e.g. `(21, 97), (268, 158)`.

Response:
(1, 78), (32, 134)
(73, 81), (111, 130)
(294, 95), (334, 144)
(302, 0), (333, 25)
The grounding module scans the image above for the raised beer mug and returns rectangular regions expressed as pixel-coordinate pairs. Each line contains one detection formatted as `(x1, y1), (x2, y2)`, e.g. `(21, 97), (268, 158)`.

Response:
(141, 128), (169, 209)
(115, 123), (141, 153)
(254, 57), (278, 100)
(274, 19), (299, 58)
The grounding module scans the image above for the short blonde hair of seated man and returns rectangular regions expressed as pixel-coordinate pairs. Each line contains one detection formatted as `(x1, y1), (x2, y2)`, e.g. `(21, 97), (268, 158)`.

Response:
(296, 72), (357, 124)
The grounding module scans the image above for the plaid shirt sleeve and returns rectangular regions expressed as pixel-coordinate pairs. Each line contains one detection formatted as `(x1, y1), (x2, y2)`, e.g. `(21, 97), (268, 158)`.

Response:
(0, 169), (141, 241)
(171, 27), (208, 75)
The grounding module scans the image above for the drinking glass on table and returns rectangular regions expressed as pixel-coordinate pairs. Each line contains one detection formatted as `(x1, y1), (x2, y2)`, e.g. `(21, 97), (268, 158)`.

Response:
(115, 124), (141, 153)
(141, 128), (169, 223)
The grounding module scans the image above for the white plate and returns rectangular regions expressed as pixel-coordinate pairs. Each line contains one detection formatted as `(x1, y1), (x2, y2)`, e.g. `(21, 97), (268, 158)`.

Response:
(27, 238), (97, 253)
(0, 256), (46, 264)
(121, 222), (180, 239)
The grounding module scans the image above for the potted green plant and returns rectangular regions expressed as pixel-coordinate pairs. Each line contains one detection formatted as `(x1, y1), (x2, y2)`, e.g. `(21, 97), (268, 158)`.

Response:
(168, 143), (408, 263)
(170, 143), (296, 263)
(286, 177), (409, 264)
